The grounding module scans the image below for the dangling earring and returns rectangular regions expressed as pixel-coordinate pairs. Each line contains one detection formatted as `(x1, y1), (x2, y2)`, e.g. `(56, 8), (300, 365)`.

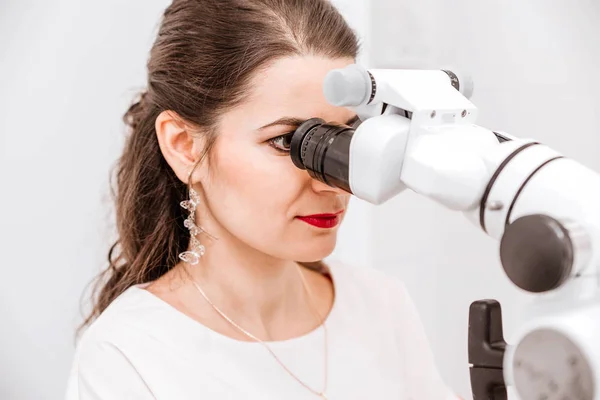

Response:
(179, 185), (206, 265)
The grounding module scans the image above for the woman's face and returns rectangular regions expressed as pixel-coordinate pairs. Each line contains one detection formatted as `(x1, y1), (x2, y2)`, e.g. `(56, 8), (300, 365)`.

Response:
(197, 56), (356, 262)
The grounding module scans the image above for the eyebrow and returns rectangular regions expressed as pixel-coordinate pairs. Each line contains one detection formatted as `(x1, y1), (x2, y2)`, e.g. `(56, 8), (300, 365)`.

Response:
(258, 115), (359, 130)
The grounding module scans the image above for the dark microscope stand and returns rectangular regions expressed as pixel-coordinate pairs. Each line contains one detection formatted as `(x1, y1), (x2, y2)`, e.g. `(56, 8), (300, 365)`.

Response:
(469, 299), (507, 400)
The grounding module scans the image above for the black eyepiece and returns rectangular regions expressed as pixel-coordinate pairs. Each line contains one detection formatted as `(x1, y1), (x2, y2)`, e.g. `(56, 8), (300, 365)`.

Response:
(289, 118), (355, 194)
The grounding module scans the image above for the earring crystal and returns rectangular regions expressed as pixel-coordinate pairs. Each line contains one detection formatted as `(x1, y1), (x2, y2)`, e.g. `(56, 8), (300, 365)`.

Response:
(179, 187), (205, 265)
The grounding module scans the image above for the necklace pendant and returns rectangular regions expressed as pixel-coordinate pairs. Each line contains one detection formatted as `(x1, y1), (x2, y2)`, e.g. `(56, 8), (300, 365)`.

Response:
(320, 394), (328, 400)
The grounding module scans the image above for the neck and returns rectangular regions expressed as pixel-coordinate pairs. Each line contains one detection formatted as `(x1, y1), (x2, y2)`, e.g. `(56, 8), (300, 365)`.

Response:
(176, 232), (310, 336)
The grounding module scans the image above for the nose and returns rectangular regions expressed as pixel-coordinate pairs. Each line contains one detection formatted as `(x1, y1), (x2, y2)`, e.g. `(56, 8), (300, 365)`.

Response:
(310, 176), (349, 196)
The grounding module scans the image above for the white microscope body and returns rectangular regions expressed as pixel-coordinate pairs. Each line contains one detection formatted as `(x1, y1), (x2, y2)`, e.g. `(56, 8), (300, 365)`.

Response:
(319, 64), (600, 399)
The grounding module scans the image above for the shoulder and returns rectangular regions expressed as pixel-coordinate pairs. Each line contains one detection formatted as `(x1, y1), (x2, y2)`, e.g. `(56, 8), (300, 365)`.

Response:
(67, 287), (160, 399)
(78, 286), (156, 344)
(73, 284), (198, 373)
(72, 286), (158, 372)
(325, 257), (412, 311)
(76, 283), (207, 356)
(325, 258), (436, 343)
(324, 257), (424, 336)
(75, 282), (221, 366)
(68, 285), (202, 398)
(326, 259), (458, 399)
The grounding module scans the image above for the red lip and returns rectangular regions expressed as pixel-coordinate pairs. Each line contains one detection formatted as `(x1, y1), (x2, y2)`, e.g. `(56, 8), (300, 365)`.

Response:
(296, 210), (344, 229)
(299, 210), (344, 218)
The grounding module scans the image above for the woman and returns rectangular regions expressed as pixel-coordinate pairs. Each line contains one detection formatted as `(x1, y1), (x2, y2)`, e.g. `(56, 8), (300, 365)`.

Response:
(66, 0), (458, 399)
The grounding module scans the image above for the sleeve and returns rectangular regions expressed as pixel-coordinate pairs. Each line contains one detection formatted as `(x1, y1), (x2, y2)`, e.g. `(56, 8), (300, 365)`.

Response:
(67, 338), (156, 400)
(390, 279), (461, 400)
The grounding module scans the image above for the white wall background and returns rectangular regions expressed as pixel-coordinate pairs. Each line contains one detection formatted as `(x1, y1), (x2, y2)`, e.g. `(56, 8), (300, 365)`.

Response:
(1, 1), (599, 399)
(0, 2), (171, 399)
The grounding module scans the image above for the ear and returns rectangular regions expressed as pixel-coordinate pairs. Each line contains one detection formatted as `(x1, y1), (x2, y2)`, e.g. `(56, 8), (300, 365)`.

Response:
(155, 110), (205, 184)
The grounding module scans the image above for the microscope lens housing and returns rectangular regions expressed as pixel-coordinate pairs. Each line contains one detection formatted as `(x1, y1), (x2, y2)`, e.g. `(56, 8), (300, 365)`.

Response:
(290, 117), (355, 194)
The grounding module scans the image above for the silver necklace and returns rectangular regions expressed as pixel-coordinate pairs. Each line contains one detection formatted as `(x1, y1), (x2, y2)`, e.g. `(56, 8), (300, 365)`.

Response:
(182, 264), (329, 399)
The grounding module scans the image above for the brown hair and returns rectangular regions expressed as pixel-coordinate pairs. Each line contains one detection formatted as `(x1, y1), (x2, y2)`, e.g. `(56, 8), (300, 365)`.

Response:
(77, 0), (359, 336)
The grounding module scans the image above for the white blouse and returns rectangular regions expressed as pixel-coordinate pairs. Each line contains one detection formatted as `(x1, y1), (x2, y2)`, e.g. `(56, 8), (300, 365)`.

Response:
(65, 260), (458, 400)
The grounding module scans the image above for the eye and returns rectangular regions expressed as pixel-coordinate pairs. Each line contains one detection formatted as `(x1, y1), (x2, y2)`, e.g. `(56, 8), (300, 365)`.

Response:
(268, 132), (294, 153)
(348, 116), (361, 129)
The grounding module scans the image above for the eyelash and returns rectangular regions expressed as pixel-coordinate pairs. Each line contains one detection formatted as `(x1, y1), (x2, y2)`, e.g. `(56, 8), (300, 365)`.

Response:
(268, 132), (294, 153)
(267, 117), (361, 153)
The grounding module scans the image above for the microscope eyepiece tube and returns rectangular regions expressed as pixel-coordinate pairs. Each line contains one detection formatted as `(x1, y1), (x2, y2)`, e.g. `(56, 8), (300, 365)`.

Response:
(290, 118), (355, 194)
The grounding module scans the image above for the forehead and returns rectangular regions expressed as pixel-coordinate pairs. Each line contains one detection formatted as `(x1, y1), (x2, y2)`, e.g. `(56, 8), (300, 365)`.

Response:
(242, 55), (356, 123)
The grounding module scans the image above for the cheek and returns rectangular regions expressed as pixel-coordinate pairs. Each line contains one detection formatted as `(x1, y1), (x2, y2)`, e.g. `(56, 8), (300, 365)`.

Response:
(201, 137), (346, 261)
(205, 138), (303, 228)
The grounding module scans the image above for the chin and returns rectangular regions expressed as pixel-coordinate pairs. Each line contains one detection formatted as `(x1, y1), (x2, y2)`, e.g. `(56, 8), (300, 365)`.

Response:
(290, 236), (338, 263)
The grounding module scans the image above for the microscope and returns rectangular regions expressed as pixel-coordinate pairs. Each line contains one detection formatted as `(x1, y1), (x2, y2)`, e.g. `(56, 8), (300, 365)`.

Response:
(288, 64), (600, 399)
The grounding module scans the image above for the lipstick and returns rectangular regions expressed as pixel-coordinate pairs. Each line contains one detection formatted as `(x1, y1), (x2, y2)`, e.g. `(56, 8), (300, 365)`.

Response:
(296, 211), (343, 229)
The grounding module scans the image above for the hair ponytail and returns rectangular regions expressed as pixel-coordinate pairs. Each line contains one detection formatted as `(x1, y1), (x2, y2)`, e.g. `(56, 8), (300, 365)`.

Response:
(77, 91), (188, 337)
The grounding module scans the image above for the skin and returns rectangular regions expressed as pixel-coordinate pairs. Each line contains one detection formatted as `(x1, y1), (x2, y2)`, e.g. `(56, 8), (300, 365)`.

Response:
(148, 55), (356, 342)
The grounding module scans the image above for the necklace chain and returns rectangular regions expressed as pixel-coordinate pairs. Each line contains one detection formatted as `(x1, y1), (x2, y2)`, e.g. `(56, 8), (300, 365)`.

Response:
(182, 264), (329, 399)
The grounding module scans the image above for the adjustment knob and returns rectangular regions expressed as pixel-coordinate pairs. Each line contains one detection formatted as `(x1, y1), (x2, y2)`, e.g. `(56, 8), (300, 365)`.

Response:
(323, 64), (372, 107)
(499, 214), (590, 293)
